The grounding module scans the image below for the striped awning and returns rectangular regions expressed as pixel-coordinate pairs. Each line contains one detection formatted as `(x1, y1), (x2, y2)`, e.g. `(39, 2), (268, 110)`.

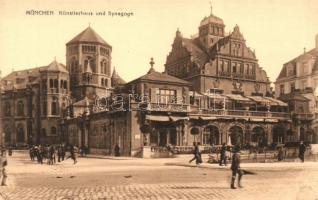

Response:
(225, 94), (251, 102)
(250, 118), (264, 122)
(169, 116), (189, 121)
(263, 97), (288, 106)
(199, 116), (217, 120)
(246, 96), (273, 105)
(146, 115), (170, 121)
(265, 118), (279, 123)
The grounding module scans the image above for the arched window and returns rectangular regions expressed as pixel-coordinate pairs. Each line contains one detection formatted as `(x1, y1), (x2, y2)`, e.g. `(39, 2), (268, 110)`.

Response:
(51, 97), (58, 115)
(101, 78), (104, 86)
(16, 123), (25, 143)
(4, 102), (11, 116)
(51, 127), (57, 135)
(105, 79), (109, 87)
(100, 61), (105, 74)
(4, 125), (11, 143)
(84, 56), (95, 73)
(17, 100), (24, 116)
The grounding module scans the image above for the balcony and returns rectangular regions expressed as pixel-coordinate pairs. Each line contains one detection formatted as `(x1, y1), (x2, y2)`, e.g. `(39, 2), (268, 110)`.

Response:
(191, 108), (290, 121)
(292, 113), (314, 121)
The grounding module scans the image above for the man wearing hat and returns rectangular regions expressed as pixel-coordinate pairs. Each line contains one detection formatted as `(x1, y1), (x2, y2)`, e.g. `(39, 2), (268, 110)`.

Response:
(0, 149), (8, 186)
(230, 145), (243, 189)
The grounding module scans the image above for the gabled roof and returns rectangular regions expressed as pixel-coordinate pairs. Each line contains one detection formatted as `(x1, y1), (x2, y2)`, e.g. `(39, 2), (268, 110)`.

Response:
(128, 68), (191, 86)
(277, 48), (318, 79)
(181, 38), (209, 67)
(1, 66), (45, 91)
(1, 60), (68, 91)
(40, 60), (68, 73)
(67, 27), (111, 47)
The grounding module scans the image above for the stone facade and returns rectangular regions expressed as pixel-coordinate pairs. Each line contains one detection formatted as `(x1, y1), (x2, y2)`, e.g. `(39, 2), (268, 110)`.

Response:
(0, 61), (71, 146)
(1, 14), (311, 156)
(275, 34), (318, 143)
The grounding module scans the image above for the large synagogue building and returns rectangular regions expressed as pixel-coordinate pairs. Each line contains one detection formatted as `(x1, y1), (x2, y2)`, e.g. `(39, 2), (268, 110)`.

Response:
(1, 10), (313, 157)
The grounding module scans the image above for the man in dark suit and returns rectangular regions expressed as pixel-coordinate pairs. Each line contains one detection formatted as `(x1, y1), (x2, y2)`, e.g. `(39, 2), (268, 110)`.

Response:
(230, 145), (243, 189)
(219, 143), (227, 166)
(299, 141), (306, 162)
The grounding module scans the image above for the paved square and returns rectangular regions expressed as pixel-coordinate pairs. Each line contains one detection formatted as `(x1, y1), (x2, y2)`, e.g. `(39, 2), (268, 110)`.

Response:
(0, 151), (317, 200)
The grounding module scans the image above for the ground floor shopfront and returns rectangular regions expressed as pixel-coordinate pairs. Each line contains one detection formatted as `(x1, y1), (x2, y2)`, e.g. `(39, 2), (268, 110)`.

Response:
(63, 108), (303, 157)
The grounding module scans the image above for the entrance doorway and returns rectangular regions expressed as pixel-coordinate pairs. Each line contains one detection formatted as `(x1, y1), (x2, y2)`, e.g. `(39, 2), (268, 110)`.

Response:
(229, 126), (243, 146)
(252, 127), (266, 147)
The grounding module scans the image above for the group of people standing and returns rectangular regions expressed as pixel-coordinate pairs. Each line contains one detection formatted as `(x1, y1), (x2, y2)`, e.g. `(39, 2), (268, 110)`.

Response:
(29, 144), (78, 165)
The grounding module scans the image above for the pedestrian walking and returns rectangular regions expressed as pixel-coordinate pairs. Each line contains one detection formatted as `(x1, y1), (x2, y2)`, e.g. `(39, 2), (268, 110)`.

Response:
(114, 144), (120, 157)
(219, 143), (227, 166)
(189, 143), (202, 165)
(0, 149), (8, 186)
(277, 146), (284, 161)
(8, 146), (12, 156)
(299, 141), (306, 162)
(66, 145), (77, 164)
(230, 145), (243, 189)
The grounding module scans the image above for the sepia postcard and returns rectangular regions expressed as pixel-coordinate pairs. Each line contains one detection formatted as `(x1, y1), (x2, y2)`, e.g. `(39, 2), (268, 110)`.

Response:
(0, 0), (318, 199)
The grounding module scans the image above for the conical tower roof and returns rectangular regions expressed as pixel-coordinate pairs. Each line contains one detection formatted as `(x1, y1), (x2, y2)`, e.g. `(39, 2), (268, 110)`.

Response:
(67, 26), (111, 47)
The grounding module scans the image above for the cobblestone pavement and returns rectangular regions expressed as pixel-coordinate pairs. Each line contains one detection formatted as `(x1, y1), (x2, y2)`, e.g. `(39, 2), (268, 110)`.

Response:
(0, 151), (317, 200)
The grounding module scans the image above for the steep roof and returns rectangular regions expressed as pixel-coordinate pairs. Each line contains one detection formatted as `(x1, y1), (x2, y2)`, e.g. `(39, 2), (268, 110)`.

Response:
(111, 69), (126, 85)
(40, 60), (68, 73)
(1, 66), (45, 91)
(67, 27), (111, 47)
(181, 38), (209, 67)
(128, 68), (191, 86)
(277, 48), (318, 79)
(1, 60), (68, 91)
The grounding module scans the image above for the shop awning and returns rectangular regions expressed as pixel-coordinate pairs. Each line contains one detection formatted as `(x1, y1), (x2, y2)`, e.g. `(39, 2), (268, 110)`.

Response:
(250, 118), (264, 122)
(263, 97), (288, 106)
(225, 94), (251, 102)
(265, 118), (279, 123)
(204, 93), (227, 99)
(169, 116), (189, 121)
(246, 95), (273, 105)
(146, 115), (170, 121)
(199, 116), (217, 120)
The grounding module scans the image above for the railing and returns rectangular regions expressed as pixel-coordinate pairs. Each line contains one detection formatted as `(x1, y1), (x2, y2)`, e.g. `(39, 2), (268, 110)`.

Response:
(194, 109), (290, 120)
(293, 113), (314, 120)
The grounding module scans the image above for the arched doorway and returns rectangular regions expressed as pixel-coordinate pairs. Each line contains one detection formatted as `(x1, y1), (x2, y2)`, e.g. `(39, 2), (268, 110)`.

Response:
(4, 125), (11, 143)
(229, 126), (243, 146)
(272, 126), (285, 143)
(16, 124), (25, 143)
(252, 127), (266, 147)
(203, 126), (220, 145)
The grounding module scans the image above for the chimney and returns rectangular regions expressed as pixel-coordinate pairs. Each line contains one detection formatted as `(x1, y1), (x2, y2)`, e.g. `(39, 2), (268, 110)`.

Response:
(316, 33), (318, 52)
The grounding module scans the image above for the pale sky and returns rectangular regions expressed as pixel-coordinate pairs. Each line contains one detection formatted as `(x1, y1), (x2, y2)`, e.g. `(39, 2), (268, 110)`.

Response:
(0, 0), (318, 85)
